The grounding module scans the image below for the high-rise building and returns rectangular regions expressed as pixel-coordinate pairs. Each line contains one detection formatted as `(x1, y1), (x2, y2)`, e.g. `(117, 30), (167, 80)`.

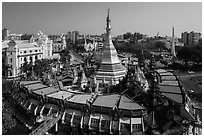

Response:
(2, 28), (10, 40)
(95, 9), (127, 85)
(181, 31), (201, 46)
(66, 30), (79, 44)
(181, 32), (188, 46)
(193, 32), (202, 46)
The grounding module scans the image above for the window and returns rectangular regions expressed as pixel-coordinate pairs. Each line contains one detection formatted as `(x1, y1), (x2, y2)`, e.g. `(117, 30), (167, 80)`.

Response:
(101, 120), (110, 128)
(30, 50), (32, 53)
(20, 51), (22, 54)
(35, 55), (38, 60)
(132, 124), (142, 130)
(21, 57), (22, 61)
(30, 56), (32, 62)
(24, 51), (26, 54)
(10, 52), (12, 55)
(10, 58), (12, 63)
(24, 57), (27, 62)
(74, 116), (81, 121)
(35, 50), (37, 52)
(91, 118), (99, 124)
(120, 123), (130, 129)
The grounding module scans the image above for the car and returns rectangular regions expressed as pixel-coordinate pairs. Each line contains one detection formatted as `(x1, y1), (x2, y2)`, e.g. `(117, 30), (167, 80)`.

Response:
(188, 71), (195, 74)
(188, 90), (195, 94)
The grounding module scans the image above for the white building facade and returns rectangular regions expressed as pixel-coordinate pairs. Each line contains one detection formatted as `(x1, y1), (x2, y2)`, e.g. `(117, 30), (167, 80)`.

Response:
(2, 31), (53, 78)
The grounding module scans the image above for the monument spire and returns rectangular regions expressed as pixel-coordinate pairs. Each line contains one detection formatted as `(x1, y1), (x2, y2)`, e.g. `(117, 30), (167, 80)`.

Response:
(171, 27), (176, 57)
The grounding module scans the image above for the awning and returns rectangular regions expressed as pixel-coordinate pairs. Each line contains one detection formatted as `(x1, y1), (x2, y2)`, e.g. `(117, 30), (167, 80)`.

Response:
(120, 117), (130, 124)
(73, 109), (82, 116)
(131, 118), (142, 124)
(29, 98), (40, 105)
(91, 113), (100, 119)
(101, 114), (111, 120)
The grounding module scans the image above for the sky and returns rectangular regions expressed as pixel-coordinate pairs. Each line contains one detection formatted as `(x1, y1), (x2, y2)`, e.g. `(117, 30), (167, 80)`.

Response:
(2, 2), (202, 37)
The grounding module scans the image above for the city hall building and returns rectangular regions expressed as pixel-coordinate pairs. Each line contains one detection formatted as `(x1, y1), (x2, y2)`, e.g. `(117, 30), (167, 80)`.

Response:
(2, 31), (53, 78)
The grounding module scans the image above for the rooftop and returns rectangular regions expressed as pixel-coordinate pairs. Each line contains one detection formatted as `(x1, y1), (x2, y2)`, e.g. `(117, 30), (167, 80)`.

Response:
(47, 91), (73, 100)
(156, 69), (168, 73)
(159, 85), (181, 94)
(20, 81), (146, 111)
(119, 95), (145, 110)
(161, 75), (177, 81)
(25, 83), (48, 91)
(33, 87), (59, 96)
(21, 81), (41, 86)
(2, 40), (39, 49)
(161, 92), (183, 104)
(159, 72), (174, 76)
(159, 80), (179, 86)
(68, 94), (92, 104)
(92, 94), (120, 108)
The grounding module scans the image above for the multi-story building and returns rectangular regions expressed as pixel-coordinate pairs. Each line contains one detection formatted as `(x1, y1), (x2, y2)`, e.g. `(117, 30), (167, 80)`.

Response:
(181, 31), (201, 46)
(66, 30), (79, 44)
(48, 34), (62, 43)
(52, 35), (66, 53)
(84, 37), (103, 52)
(8, 34), (22, 41)
(2, 31), (53, 78)
(2, 28), (10, 40)
(193, 32), (202, 46)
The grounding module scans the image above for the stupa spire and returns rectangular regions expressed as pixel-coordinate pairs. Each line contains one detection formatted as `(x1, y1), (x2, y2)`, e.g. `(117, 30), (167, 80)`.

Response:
(95, 9), (126, 86)
(106, 8), (111, 37)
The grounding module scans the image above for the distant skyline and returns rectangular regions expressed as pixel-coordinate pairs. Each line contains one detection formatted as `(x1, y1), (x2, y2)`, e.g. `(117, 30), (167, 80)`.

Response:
(2, 2), (202, 37)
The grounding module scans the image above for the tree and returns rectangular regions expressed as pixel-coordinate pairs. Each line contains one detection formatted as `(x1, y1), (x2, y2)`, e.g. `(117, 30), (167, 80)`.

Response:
(177, 46), (202, 64)
(177, 47), (191, 63)
(123, 32), (133, 40)
(20, 61), (31, 73)
(155, 41), (166, 50)
(2, 103), (16, 134)
(33, 59), (51, 78)
(2, 64), (11, 78)
(21, 34), (32, 40)
(59, 47), (71, 64)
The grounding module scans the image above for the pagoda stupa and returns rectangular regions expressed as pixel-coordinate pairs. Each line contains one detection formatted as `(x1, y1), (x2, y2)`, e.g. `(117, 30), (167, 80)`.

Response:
(95, 9), (127, 85)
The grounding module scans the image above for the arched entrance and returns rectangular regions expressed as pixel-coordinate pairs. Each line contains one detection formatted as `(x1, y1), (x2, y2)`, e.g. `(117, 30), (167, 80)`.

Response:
(7, 69), (13, 77)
